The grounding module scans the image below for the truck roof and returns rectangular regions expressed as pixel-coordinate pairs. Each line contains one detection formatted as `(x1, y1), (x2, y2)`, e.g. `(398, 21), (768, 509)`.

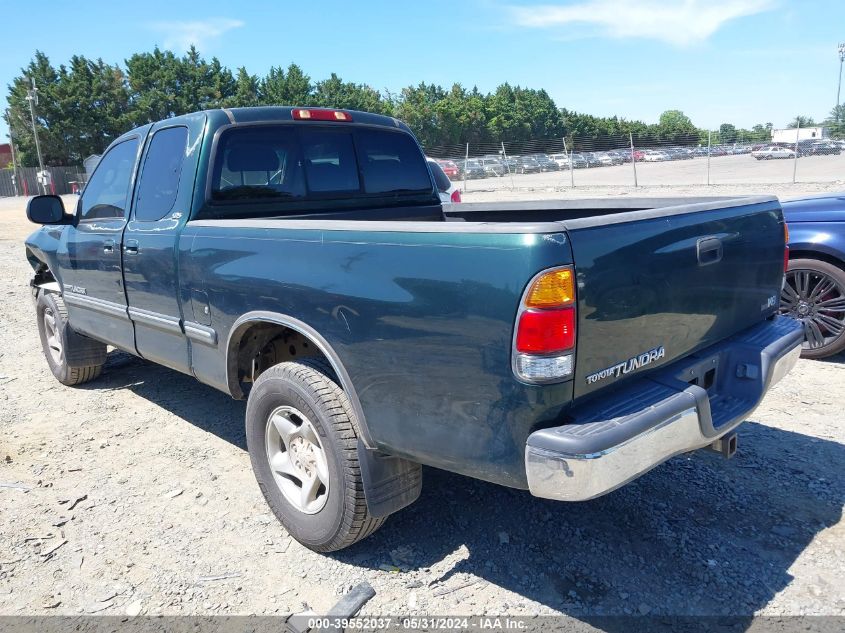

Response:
(109, 106), (411, 151)
(223, 106), (403, 129)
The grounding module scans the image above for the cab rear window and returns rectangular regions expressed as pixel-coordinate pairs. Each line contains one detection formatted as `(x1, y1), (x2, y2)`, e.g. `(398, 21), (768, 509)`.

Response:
(209, 124), (433, 209)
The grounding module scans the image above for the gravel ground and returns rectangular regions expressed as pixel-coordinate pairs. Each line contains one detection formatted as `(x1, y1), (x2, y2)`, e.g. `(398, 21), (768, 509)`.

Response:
(0, 190), (843, 619)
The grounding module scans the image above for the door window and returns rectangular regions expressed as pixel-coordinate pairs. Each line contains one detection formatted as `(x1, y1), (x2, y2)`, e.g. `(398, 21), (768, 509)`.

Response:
(79, 138), (139, 221)
(135, 127), (189, 222)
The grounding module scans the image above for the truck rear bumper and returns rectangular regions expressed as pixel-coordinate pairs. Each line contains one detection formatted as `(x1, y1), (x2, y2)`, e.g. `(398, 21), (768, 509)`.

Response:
(525, 315), (802, 502)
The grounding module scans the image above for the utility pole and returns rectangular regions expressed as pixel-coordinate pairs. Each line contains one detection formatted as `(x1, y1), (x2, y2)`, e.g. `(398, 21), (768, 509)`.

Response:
(5, 110), (20, 196)
(837, 43), (845, 124)
(25, 77), (46, 194)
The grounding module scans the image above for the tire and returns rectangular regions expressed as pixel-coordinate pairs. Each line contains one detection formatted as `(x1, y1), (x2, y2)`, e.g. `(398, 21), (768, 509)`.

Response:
(36, 292), (104, 386)
(245, 358), (385, 552)
(780, 258), (845, 359)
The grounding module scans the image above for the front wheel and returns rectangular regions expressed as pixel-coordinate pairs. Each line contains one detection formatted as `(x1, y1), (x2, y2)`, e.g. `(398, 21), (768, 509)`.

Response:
(780, 258), (845, 359)
(36, 292), (105, 386)
(245, 359), (385, 552)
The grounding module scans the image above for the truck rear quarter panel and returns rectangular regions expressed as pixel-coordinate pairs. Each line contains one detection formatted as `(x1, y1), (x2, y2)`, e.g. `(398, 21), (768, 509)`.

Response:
(179, 223), (574, 488)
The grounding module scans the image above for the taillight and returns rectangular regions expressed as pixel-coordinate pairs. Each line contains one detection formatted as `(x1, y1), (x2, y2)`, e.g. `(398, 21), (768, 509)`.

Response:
(292, 108), (352, 122)
(783, 223), (790, 273)
(450, 189), (462, 203)
(516, 309), (575, 352)
(513, 266), (576, 383)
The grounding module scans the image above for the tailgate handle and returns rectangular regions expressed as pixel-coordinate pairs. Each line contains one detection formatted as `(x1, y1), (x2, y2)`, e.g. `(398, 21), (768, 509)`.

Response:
(697, 237), (723, 266)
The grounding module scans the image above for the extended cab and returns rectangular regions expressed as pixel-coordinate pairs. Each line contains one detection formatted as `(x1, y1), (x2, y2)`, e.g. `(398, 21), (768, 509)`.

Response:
(25, 107), (802, 552)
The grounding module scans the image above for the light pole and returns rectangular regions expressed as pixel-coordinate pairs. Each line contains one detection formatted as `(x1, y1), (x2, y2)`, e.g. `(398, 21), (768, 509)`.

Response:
(837, 43), (845, 123)
(4, 109), (20, 196)
(25, 77), (46, 194)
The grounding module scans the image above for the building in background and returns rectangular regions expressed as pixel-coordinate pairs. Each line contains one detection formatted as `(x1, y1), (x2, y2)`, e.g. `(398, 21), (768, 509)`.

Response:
(771, 127), (829, 143)
(0, 143), (11, 168)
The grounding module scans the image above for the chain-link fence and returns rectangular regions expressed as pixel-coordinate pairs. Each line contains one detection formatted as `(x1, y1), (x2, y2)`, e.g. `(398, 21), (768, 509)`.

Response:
(0, 166), (86, 197)
(425, 127), (844, 192)
(3, 128), (839, 199)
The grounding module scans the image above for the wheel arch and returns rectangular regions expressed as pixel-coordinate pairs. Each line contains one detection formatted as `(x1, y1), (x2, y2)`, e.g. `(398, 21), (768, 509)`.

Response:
(788, 248), (845, 272)
(225, 311), (375, 448)
(25, 246), (62, 294)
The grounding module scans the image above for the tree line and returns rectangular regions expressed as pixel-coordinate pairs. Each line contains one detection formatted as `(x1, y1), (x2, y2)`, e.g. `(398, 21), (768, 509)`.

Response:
(1, 48), (827, 167)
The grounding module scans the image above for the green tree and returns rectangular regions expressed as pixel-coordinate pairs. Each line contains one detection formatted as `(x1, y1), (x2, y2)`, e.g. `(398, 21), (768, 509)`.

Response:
(312, 73), (391, 114)
(125, 46), (234, 123)
(176, 47), (234, 113)
(260, 64), (313, 106)
(656, 110), (698, 145)
(5, 52), (58, 166)
(56, 56), (131, 162)
(824, 105), (845, 138)
(125, 48), (184, 123)
(394, 83), (446, 147)
(3, 51), (124, 166)
(788, 115), (816, 128)
(485, 84), (564, 142)
(750, 124), (770, 142)
(227, 67), (260, 107)
(719, 123), (737, 144)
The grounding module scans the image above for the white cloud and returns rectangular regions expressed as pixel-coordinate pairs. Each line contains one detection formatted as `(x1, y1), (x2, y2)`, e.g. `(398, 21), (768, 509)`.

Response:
(509, 0), (775, 46)
(149, 18), (245, 52)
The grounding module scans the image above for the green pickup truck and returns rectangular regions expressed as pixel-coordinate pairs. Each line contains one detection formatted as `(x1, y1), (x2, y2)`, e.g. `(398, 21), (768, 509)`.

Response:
(24, 106), (802, 552)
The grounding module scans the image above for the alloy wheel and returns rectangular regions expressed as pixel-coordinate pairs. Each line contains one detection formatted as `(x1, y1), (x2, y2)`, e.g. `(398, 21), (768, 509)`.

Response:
(42, 307), (63, 365)
(265, 405), (330, 514)
(781, 268), (845, 352)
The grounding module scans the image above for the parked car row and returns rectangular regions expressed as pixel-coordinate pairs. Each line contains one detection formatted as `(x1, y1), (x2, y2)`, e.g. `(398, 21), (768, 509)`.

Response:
(432, 150), (631, 178)
(429, 139), (844, 181)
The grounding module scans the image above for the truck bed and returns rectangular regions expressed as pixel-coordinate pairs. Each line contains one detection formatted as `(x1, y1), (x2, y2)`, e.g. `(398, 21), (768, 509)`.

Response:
(443, 195), (774, 225)
(244, 195), (776, 229)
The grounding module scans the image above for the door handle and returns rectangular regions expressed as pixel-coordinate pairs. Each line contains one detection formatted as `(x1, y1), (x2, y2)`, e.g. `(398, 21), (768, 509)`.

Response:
(103, 239), (115, 254)
(697, 237), (723, 266)
(124, 240), (140, 255)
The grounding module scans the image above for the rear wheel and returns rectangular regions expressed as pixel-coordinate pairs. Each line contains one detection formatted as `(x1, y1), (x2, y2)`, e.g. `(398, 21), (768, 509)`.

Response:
(245, 358), (385, 552)
(780, 258), (845, 359)
(36, 292), (104, 386)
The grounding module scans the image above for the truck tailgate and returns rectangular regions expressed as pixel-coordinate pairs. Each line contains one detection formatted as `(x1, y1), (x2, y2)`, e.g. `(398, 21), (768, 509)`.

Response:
(568, 199), (785, 399)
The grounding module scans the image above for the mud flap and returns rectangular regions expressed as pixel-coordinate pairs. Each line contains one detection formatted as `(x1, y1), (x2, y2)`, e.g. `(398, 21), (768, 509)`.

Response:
(357, 439), (422, 518)
(63, 325), (107, 367)
(35, 285), (108, 368)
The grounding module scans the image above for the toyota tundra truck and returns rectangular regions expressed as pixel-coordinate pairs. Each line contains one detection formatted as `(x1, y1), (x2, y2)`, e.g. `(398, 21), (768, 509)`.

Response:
(24, 106), (802, 552)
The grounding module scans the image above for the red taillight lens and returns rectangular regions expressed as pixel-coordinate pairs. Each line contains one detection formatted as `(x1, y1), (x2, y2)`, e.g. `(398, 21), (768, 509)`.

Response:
(516, 308), (575, 353)
(450, 189), (462, 203)
(292, 108), (352, 122)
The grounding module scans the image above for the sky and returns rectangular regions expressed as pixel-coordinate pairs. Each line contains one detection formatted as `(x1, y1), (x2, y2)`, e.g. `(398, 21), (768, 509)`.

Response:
(2, 0), (844, 142)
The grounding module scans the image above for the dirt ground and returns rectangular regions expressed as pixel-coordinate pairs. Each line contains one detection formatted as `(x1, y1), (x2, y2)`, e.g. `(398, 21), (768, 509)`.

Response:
(0, 189), (843, 620)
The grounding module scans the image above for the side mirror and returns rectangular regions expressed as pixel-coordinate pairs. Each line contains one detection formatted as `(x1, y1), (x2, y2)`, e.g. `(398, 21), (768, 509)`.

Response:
(26, 195), (68, 225)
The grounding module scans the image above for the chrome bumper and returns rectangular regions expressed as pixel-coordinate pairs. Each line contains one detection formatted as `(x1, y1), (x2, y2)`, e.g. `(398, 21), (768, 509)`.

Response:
(525, 316), (803, 502)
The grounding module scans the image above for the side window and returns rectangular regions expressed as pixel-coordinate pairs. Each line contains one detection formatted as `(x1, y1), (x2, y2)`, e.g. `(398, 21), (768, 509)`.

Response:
(135, 127), (189, 222)
(80, 139), (139, 221)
